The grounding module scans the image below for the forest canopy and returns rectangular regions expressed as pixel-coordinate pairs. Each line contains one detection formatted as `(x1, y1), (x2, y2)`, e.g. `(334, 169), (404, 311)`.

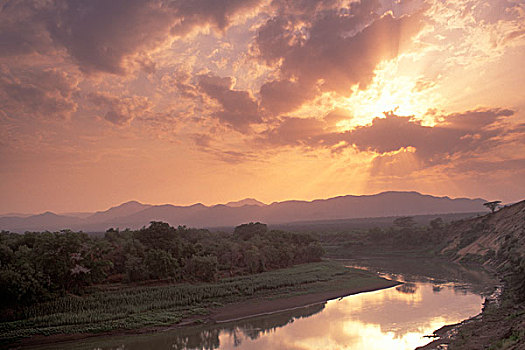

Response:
(0, 222), (324, 308)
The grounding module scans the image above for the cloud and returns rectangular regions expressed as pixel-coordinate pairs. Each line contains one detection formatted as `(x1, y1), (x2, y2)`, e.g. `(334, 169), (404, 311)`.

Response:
(281, 12), (423, 94)
(215, 149), (259, 164)
(0, 1), (55, 58)
(259, 79), (317, 115)
(0, 67), (78, 119)
(250, 0), (424, 114)
(260, 108), (352, 147)
(0, 0), (265, 75)
(46, 0), (178, 75)
(88, 92), (152, 125)
(263, 117), (327, 147)
(190, 133), (258, 164)
(347, 109), (513, 162)
(170, 0), (264, 35)
(352, 109), (523, 175)
(440, 109), (513, 130)
(192, 133), (213, 148)
(197, 73), (261, 132)
(160, 68), (200, 98)
(260, 108), (521, 172)
(452, 158), (525, 175)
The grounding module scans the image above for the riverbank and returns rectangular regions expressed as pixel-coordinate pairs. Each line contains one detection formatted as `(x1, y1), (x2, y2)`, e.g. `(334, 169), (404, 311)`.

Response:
(417, 285), (525, 350)
(211, 279), (399, 323)
(2, 261), (398, 348)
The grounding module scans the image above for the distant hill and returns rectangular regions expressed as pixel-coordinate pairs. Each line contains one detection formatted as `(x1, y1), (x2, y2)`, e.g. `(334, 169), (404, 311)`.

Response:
(59, 212), (95, 219)
(225, 198), (266, 207)
(0, 212), (82, 232)
(87, 200), (152, 223)
(269, 211), (486, 233)
(0, 212), (34, 218)
(0, 191), (488, 232)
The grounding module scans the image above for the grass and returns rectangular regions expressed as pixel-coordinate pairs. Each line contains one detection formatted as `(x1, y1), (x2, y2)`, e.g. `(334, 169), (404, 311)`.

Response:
(1, 261), (390, 345)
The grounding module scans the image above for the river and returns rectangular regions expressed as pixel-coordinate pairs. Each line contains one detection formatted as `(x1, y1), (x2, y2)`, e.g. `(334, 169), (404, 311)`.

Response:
(27, 258), (494, 350)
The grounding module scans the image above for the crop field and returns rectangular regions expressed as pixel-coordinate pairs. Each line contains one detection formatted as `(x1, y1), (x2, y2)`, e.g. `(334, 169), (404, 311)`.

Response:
(1, 261), (387, 345)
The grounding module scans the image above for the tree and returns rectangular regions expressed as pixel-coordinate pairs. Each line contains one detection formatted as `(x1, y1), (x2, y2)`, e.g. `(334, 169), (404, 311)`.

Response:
(243, 245), (265, 273)
(234, 222), (267, 241)
(135, 221), (181, 257)
(368, 227), (386, 242)
(483, 201), (501, 213)
(429, 217), (445, 243)
(429, 217), (444, 230)
(393, 216), (416, 228)
(144, 249), (179, 279)
(185, 255), (218, 282)
(124, 255), (148, 282)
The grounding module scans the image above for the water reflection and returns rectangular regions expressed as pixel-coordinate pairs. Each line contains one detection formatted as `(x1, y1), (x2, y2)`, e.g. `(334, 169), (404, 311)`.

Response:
(30, 281), (483, 350)
(28, 258), (493, 350)
(341, 256), (496, 296)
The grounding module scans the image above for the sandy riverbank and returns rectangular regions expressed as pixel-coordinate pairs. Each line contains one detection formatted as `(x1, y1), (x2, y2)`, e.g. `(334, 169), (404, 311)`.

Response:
(211, 279), (400, 323)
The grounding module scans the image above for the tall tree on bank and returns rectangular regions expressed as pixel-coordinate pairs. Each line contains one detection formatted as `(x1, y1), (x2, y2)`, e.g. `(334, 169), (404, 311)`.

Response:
(483, 201), (502, 213)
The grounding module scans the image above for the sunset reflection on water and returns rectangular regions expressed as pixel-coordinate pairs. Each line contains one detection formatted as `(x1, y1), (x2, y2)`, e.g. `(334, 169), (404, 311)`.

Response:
(213, 282), (482, 350)
(30, 272), (484, 350)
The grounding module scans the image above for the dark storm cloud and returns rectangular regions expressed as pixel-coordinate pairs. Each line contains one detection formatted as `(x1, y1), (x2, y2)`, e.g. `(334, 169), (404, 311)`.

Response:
(0, 0), (264, 75)
(197, 74), (260, 132)
(0, 67), (78, 119)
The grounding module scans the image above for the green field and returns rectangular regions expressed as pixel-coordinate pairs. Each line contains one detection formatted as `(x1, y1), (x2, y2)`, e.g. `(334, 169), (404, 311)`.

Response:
(0, 261), (391, 345)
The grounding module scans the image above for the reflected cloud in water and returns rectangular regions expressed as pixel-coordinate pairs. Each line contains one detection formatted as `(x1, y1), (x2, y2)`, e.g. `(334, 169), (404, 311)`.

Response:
(32, 279), (482, 350)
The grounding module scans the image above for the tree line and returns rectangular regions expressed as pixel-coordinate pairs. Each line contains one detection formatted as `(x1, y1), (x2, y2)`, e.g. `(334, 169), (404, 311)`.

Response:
(0, 222), (324, 308)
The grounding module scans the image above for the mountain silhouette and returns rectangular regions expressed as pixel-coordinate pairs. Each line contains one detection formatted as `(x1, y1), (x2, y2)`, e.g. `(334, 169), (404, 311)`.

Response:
(0, 191), (487, 232)
(225, 198), (266, 207)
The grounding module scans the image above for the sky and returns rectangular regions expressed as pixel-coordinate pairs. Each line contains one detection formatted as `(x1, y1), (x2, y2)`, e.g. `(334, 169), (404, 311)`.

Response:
(1, 0), (524, 214)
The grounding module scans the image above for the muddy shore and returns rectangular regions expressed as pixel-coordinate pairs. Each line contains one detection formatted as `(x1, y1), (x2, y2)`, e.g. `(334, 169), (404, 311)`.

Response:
(416, 286), (502, 350)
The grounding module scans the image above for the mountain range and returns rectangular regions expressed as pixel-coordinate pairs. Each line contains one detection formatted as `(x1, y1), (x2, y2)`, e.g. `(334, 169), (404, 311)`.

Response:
(0, 191), (488, 233)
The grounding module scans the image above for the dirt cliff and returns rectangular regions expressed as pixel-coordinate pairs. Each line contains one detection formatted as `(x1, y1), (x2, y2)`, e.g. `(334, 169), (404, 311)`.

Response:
(440, 200), (525, 268)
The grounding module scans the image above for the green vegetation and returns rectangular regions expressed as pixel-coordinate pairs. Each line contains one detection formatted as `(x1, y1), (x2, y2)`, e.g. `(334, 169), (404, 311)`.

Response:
(3, 222), (405, 345)
(318, 216), (448, 258)
(0, 261), (388, 344)
(0, 222), (324, 311)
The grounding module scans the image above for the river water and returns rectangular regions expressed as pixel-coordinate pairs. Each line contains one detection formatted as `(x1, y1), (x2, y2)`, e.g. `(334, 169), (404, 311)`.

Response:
(29, 259), (493, 350)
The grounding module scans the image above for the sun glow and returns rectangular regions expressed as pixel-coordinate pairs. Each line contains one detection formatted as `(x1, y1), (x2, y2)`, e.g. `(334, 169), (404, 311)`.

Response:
(336, 59), (443, 131)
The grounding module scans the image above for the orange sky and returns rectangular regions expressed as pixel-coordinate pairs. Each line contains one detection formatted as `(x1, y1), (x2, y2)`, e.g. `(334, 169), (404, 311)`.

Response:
(1, 0), (524, 214)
